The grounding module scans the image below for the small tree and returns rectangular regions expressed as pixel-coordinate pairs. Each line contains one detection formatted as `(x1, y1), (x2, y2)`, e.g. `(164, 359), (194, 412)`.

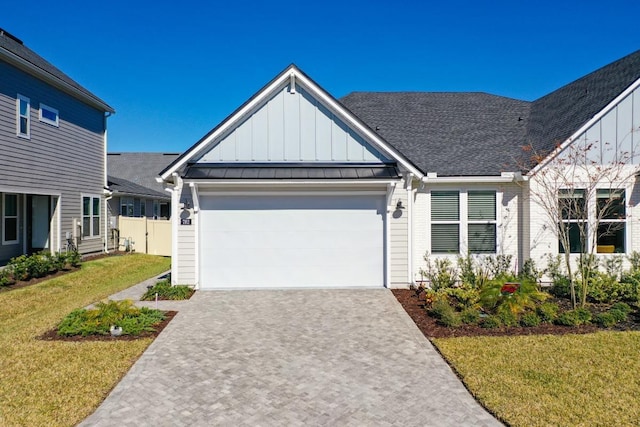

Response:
(522, 132), (639, 308)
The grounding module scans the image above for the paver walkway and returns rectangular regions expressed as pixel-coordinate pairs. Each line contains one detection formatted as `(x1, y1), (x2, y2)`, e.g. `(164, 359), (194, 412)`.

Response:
(81, 288), (501, 426)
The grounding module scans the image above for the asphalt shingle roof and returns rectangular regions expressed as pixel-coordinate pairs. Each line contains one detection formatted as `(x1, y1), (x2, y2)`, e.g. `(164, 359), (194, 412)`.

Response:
(0, 28), (114, 112)
(108, 153), (180, 197)
(340, 92), (530, 176)
(107, 175), (168, 199)
(341, 50), (640, 176)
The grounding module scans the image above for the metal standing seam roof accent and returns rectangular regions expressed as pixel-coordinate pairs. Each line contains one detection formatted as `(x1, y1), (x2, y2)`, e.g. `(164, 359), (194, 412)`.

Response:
(181, 164), (401, 180)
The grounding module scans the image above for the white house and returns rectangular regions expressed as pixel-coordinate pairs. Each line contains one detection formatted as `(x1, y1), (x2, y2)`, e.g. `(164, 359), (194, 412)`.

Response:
(159, 51), (640, 289)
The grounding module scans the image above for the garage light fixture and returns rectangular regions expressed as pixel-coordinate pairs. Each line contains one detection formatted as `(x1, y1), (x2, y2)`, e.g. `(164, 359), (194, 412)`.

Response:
(396, 200), (405, 210)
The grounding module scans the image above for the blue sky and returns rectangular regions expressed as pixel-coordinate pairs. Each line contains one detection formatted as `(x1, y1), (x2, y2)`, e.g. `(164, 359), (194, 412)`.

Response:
(3, 0), (640, 152)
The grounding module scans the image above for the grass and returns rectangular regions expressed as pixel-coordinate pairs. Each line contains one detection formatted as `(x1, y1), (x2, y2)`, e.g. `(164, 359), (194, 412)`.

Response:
(0, 254), (171, 427)
(141, 280), (193, 300)
(433, 332), (640, 426)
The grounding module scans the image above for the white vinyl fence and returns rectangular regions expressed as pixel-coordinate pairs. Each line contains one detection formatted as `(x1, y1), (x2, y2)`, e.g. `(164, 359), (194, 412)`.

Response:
(117, 216), (172, 256)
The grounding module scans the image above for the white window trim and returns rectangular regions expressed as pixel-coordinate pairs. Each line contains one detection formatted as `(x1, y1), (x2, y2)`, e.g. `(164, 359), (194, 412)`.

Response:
(2, 193), (19, 245)
(81, 194), (101, 239)
(39, 103), (59, 127)
(428, 187), (501, 256)
(16, 94), (30, 139)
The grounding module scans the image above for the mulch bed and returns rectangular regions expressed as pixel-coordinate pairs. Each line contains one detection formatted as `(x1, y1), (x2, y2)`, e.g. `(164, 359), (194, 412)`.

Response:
(392, 289), (640, 339)
(38, 311), (177, 342)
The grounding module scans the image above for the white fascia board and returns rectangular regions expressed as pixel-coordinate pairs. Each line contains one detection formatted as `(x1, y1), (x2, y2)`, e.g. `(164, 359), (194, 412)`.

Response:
(161, 65), (423, 181)
(421, 175), (517, 184)
(528, 76), (640, 176)
(184, 179), (399, 187)
(0, 48), (115, 113)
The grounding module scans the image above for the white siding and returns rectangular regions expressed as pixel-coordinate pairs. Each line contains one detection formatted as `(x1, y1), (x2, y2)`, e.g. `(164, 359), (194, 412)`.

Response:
(390, 181), (408, 286)
(197, 85), (390, 164)
(175, 187), (196, 285)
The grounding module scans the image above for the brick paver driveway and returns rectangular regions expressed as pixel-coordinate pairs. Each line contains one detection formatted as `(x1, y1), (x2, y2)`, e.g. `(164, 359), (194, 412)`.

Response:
(81, 289), (501, 426)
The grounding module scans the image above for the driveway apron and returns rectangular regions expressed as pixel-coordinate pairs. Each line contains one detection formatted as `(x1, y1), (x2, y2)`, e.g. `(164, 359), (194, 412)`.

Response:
(80, 289), (501, 426)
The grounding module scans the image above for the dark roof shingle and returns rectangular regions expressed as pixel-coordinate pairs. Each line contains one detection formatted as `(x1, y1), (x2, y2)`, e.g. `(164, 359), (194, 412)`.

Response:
(108, 153), (180, 196)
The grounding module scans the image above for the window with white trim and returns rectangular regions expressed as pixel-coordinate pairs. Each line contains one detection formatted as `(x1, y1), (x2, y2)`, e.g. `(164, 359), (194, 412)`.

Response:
(120, 197), (134, 217)
(16, 94), (30, 138)
(558, 189), (587, 254)
(467, 191), (497, 253)
(431, 191), (460, 253)
(39, 103), (59, 127)
(82, 196), (101, 237)
(153, 200), (159, 218)
(596, 189), (625, 253)
(140, 199), (146, 217)
(431, 190), (497, 254)
(2, 193), (19, 244)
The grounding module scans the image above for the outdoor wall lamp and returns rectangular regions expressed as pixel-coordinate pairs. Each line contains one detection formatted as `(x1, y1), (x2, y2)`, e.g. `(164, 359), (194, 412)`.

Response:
(396, 200), (405, 210)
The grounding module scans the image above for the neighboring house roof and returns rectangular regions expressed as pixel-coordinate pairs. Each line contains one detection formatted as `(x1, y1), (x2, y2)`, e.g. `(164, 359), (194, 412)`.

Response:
(108, 152), (180, 198)
(0, 28), (114, 113)
(107, 175), (168, 199)
(340, 92), (530, 176)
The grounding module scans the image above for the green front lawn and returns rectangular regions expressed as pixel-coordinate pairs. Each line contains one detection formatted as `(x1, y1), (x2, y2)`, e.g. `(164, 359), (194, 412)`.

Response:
(0, 254), (171, 427)
(433, 332), (640, 426)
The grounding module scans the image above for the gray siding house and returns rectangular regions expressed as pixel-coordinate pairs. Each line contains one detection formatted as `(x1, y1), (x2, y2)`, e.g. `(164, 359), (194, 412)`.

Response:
(0, 29), (114, 262)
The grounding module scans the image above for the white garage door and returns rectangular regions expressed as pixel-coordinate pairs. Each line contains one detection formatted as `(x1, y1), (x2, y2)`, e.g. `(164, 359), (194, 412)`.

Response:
(199, 194), (385, 289)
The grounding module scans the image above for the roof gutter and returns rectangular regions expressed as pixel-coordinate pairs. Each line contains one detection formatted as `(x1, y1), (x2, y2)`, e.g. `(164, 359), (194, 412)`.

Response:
(0, 47), (115, 113)
(420, 172), (524, 184)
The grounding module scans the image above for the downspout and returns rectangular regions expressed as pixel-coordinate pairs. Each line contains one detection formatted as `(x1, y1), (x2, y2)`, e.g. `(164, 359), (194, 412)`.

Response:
(386, 182), (397, 288)
(168, 173), (182, 285)
(189, 183), (200, 288)
(103, 111), (113, 253)
(104, 192), (112, 253)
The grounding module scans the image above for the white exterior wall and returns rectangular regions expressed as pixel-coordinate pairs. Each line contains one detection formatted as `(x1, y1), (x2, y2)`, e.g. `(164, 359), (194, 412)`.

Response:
(412, 182), (522, 281)
(389, 179), (408, 287)
(174, 186), (196, 285)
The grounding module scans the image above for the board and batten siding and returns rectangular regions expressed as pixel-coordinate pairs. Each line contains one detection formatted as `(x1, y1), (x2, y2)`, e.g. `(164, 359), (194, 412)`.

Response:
(197, 84), (390, 164)
(0, 60), (106, 255)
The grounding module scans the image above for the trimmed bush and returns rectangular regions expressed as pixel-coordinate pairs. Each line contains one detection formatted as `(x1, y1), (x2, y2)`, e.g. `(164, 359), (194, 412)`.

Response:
(438, 309), (462, 327)
(498, 310), (519, 327)
(428, 299), (455, 319)
(537, 302), (559, 323)
(594, 312), (617, 328)
(0, 269), (14, 287)
(556, 309), (591, 326)
(609, 308), (628, 323)
(57, 299), (165, 337)
(588, 272), (636, 304)
(520, 312), (541, 327)
(575, 307), (592, 324)
(480, 315), (502, 329)
(141, 281), (193, 301)
(460, 307), (480, 325)
(611, 302), (632, 315)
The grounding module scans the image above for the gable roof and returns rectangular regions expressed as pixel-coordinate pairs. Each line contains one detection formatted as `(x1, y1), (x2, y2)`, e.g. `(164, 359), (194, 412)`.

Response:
(107, 175), (168, 199)
(340, 92), (530, 176)
(108, 152), (180, 196)
(527, 49), (640, 157)
(160, 64), (423, 180)
(0, 28), (114, 113)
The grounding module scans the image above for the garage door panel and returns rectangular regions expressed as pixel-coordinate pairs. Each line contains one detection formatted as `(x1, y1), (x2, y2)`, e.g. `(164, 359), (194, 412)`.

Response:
(199, 195), (385, 288)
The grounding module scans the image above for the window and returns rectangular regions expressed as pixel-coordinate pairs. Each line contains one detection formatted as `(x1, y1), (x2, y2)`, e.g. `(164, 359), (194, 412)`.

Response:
(558, 189), (586, 253)
(140, 200), (146, 217)
(120, 198), (134, 217)
(468, 191), (497, 253)
(596, 189), (625, 253)
(16, 95), (30, 138)
(82, 196), (100, 237)
(39, 103), (59, 127)
(153, 200), (159, 218)
(431, 191), (460, 253)
(2, 194), (18, 244)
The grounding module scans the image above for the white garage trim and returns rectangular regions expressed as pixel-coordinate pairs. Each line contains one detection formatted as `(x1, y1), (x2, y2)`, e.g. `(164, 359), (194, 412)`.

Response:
(197, 192), (387, 289)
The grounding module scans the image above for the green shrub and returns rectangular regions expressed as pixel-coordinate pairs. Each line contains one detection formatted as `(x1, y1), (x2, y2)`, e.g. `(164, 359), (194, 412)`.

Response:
(480, 315), (502, 328)
(57, 299), (165, 336)
(8, 255), (29, 281)
(520, 258), (542, 283)
(588, 272), (635, 304)
(442, 286), (480, 310)
(0, 269), (14, 287)
(575, 307), (592, 324)
(520, 312), (541, 327)
(480, 277), (548, 317)
(484, 254), (514, 278)
(537, 302), (559, 323)
(609, 308), (628, 323)
(438, 309), (462, 327)
(594, 312), (617, 328)
(428, 299), (455, 319)
(556, 308), (591, 326)
(25, 253), (52, 278)
(460, 307), (480, 324)
(498, 310), (519, 327)
(141, 281), (193, 301)
(48, 252), (67, 272)
(66, 250), (82, 268)
(421, 256), (457, 290)
(611, 302), (632, 315)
